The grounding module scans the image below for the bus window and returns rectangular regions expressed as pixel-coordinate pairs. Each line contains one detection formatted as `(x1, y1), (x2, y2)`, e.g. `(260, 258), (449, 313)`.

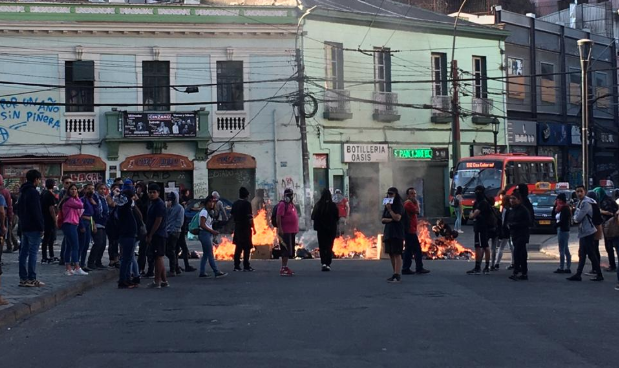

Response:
(530, 162), (539, 182)
(516, 163), (530, 184)
(506, 162), (515, 185)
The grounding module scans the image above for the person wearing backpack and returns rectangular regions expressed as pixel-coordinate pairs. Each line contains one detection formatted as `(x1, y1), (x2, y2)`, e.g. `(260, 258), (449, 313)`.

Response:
(567, 185), (604, 282)
(467, 185), (492, 275)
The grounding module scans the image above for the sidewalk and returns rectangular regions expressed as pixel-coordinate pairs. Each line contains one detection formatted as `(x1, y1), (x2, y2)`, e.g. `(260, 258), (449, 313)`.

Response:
(539, 228), (615, 268)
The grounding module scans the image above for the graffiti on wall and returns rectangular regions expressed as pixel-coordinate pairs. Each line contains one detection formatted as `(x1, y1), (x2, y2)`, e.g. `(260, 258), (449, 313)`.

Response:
(0, 95), (61, 144)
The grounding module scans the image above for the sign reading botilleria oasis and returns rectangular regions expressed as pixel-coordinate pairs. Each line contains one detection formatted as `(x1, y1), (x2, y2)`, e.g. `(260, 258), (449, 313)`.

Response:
(342, 144), (389, 163)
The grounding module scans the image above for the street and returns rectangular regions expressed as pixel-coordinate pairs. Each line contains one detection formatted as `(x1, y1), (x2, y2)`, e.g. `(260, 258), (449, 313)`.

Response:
(0, 255), (616, 368)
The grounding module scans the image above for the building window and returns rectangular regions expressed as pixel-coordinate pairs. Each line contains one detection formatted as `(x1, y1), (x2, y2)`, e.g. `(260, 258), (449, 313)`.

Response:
(143, 61), (170, 111)
(65, 61), (94, 113)
(569, 67), (580, 105)
(216, 61), (244, 111)
(540, 62), (556, 104)
(472, 56), (487, 99)
(595, 72), (609, 109)
(507, 57), (524, 100)
(431, 53), (448, 96)
(374, 47), (392, 92)
(325, 42), (344, 90)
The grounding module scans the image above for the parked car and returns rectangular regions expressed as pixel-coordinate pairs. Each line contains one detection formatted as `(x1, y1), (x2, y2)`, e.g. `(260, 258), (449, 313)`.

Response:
(529, 193), (558, 232)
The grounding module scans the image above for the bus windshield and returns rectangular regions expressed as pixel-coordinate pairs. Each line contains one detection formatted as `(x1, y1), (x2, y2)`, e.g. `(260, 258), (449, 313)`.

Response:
(453, 162), (503, 195)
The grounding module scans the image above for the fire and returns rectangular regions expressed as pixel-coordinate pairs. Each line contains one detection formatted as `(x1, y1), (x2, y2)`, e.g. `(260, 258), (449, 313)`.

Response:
(213, 209), (276, 260)
(417, 220), (474, 260)
(332, 231), (377, 258)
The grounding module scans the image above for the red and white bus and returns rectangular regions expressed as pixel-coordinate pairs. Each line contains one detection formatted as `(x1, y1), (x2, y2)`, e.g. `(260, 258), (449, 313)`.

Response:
(450, 154), (557, 222)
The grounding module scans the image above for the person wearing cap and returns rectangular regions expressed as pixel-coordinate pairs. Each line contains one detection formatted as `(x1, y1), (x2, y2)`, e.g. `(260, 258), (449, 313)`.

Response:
(277, 188), (298, 276)
(552, 193), (572, 274)
(211, 191), (229, 222)
(231, 187), (256, 272)
(40, 178), (58, 264)
(467, 185), (493, 275)
(146, 183), (168, 288)
(0, 174), (13, 254)
(165, 191), (184, 276)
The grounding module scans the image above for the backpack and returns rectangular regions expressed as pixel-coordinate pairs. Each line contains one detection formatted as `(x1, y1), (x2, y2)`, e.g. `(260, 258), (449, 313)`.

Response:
(591, 202), (603, 226)
(450, 196), (460, 208)
(189, 212), (201, 235)
(271, 201), (284, 228)
(488, 206), (501, 230)
(105, 206), (120, 241)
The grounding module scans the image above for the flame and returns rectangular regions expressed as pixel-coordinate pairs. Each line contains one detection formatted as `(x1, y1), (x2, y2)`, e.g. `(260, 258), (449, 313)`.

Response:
(332, 231), (377, 258)
(214, 209), (276, 260)
(417, 220), (474, 260)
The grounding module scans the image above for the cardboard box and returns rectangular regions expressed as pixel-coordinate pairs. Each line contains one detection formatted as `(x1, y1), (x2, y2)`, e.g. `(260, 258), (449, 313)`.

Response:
(253, 245), (271, 260)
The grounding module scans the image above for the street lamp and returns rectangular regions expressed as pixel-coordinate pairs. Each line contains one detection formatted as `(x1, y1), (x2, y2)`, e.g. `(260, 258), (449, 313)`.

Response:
(491, 119), (500, 154)
(578, 39), (593, 188)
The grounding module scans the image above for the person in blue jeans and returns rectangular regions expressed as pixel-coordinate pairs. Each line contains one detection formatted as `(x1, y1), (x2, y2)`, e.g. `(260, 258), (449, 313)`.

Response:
(114, 187), (142, 289)
(16, 169), (45, 287)
(552, 193), (572, 274)
(79, 184), (97, 271)
(198, 196), (227, 279)
(453, 186), (463, 233)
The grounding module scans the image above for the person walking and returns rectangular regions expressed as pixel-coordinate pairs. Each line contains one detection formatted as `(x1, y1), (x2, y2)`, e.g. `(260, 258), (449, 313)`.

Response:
(59, 184), (88, 277)
(146, 183), (169, 289)
(231, 187), (256, 272)
(40, 179), (58, 264)
(552, 193), (572, 274)
(165, 192), (184, 276)
(198, 196), (228, 279)
(382, 187), (405, 283)
(593, 186), (618, 272)
(115, 187), (139, 289)
(311, 188), (339, 272)
(402, 187), (429, 275)
(567, 185), (604, 282)
(507, 190), (531, 281)
(467, 185), (492, 275)
(276, 188), (299, 276)
(452, 186), (464, 233)
(87, 183), (108, 270)
(16, 169), (45, 287)
(492, 191), (512, 270)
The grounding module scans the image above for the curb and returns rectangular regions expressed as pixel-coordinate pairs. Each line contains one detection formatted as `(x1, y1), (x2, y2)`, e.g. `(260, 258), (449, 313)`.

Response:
(0, 269), (117, 329)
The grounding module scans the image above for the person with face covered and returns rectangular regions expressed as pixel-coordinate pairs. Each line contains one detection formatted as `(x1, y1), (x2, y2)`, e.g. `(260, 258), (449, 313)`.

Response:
(277, 188), (298, 276)
(467, 185), (492, 275)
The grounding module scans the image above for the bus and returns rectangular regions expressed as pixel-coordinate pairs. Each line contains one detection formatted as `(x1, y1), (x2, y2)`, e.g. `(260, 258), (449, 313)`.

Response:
(450, 154), (557, 223)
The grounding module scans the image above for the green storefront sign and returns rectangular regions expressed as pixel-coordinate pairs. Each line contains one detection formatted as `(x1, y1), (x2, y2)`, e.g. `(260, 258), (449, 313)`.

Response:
(393, 148), (433, 159)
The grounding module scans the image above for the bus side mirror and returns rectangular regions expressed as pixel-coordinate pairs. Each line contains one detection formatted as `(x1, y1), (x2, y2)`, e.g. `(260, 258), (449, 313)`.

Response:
(449, 167), (454, 179)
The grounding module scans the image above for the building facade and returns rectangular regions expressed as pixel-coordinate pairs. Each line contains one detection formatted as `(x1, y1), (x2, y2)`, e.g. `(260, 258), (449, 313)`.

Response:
(0, 1), (303, 217)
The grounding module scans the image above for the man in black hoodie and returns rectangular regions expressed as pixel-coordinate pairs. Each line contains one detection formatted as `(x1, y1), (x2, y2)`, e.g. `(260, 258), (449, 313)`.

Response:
(517, 183), (535, 227)
(17, 169), (45, 287)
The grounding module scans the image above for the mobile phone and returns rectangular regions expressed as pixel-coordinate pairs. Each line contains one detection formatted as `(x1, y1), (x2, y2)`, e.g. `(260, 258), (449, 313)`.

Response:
(382, 197), (394, 206)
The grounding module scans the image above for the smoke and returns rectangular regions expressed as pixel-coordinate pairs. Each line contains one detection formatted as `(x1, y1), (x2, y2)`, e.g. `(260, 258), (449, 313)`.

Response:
(299, 230), (318, 250)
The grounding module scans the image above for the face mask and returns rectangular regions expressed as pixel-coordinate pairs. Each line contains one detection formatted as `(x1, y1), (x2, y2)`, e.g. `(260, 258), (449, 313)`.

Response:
(284, 196), (291, 203)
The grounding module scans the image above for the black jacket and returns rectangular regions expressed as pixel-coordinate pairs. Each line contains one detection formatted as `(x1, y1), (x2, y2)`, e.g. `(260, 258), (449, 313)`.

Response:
(552, 205), (571, 232)
(506, 204), (530, 242)
(312, 201), (339, 237)
(522, 197), (535, 227)
(17, 181), (44, 232)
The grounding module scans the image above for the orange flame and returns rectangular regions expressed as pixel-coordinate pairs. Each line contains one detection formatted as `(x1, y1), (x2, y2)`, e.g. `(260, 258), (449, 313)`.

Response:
(417, 220), (474, 259)
(214, 209), (276, 260)
(332, 231), (377, 258)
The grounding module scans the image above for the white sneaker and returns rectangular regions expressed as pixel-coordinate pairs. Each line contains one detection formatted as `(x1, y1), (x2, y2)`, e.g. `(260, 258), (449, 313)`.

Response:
(457, 230), (464, 234)
(65, 270), (74, 276)
(74, 268), (89, 276)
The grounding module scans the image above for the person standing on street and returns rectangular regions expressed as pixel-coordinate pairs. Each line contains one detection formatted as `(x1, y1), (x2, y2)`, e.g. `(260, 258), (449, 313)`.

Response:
(40, 179), (58, 264)
(552, 193), (572, 274)
(382, 187), (405, 283)
(198, 196), (228, 279)
(593, 186), (618, 272)
(232, 187), (256, 272)
(59, 184), (87, 277)
(0, 189), (7, 298)
(146, 183), (169, 289)
(332, 189), (349, 237)
(402, 187), (429, 275)
(57, 175), (72, 266)
(277, 188), (298, 276)
(78, 184), (97, 272)
(165, 191), (184, 277)
(452, 186), (464, 233)
(467, 185), (492, 275)
(567, 185), (604, 282)
(0, 175), (13, 255)
(311, 188), (339, 272)
(492, 191), (512, 270)
(87, 183), (108, 270)
(17, 169), (45, 287)
(115, 187), (139, 289)
(507, 191), (531, 281)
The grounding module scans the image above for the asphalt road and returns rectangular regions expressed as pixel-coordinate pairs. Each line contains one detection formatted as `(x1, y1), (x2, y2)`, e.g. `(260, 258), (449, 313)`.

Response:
(0, 257), (616, 368)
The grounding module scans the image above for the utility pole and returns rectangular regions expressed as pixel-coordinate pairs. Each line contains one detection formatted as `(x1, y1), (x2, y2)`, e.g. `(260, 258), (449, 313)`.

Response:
(296, 47), (312, 230)
(578, 39), (593, 188)
(451, 59), (461, 168)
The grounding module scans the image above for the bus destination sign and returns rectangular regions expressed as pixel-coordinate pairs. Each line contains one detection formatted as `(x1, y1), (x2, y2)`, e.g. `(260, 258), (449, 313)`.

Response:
(465, 162), (496, 169)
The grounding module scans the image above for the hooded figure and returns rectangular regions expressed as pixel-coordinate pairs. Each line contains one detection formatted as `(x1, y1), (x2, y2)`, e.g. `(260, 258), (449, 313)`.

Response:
(574, 193), (598, 239)
(166, 191), (184, 234)
(517, 183), (534, 227)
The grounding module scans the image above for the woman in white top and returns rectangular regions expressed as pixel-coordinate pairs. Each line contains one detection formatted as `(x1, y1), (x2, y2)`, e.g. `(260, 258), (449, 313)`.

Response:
(198, 195), (228, 279)
(453, 186), (464, 232)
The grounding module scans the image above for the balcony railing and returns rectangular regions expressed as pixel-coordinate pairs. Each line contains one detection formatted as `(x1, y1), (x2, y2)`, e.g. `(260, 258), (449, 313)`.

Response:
(471, 98), (494, 124)
(323, 89), (352, 120)
(213, 111), (249, 139)
(372, 91), (400, 122)
(65, 113), (98, 140)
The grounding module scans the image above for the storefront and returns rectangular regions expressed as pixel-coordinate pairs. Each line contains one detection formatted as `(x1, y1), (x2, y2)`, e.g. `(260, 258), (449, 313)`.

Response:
(507, 120), (537, 155)
(0, 155), (65, 193)
(391, 147), (449, 217)
(567, 126), (582, 187)
(594, 129), (619, 184)
(537, 122), (568, 181)
(62, 154), (107, 188)
(120, 153), (194, 192)
(207, 152), (256, 202)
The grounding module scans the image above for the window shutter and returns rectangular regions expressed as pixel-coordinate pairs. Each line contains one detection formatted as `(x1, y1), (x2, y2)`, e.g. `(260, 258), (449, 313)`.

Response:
(385, 51), (392, 93)
(481, 57), (488, 99)
(441, 54), (448, 96)
(336, 46), (344, 90)
(325, 44), (333, 89)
